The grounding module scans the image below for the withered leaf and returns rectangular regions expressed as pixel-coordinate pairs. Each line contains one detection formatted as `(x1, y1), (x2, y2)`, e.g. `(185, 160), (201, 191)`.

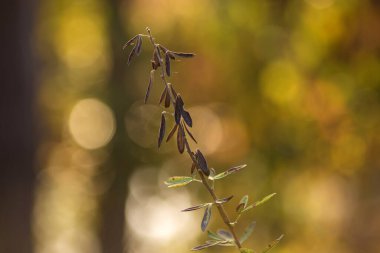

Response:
(170, 84), (178, 100)
(201, 204), (212, 232)
(167, 51), (176, 60)
(165, 53), (171, 76)
(182, 110), (193, 127)
(166, 123), (178, 142)
(181, 203), (209, 212)
(159, 87), (167, 105)
(195, 149), (210, 176)
(191, 241), (221, 251)
(177, 123), (185, 154)
(153, 49), (161, 69)
(190, 162), (196, 174)
(184, 123), (197, 143)
(172, 52), (195, 58)
(174, 95), (184, 124)
(127, 46), (136, 65)
(122, 34), (138, 50)
(164, 89), (171, 108)
(158, 113), (166, 148)
(215, 195), (234, 204)
(136, 35), (143, 55)
(144, 70), (154, 104)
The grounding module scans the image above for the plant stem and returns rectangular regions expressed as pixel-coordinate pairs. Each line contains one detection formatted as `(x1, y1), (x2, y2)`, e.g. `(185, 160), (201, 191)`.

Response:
(146, 27), (242, 251)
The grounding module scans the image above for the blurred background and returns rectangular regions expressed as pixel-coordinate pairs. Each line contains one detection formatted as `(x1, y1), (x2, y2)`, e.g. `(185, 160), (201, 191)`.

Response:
(1, 0), (380, 253)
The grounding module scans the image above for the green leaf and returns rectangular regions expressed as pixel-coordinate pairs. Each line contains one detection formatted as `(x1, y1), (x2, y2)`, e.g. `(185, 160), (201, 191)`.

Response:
(213, 164), (247, 180)
(217, 229), (233, 240)
(164, 176), (193, 188)
(236, 195), (249, 213)
(262, 234), (284, 253)
(201, 204), (212, 231)
(240, 221), (256, 243)
(191, 241), (221, 251)
(253, 193), (277, 207)
(241, 248), (255, 253)
(207, 230), (225, 241)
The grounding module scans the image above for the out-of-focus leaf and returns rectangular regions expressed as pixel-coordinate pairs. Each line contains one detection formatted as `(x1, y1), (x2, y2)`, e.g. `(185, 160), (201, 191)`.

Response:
(144, 70), (154, 104)
(190, 162), (196, 175)
(253, 193), (277, 207)
(169, 84), (177, 100)
(136, 35), (143, 55)
(181, 203), (210, 212)
(182, 110), (193, 127)
(127, 46), (136, 65)
(217, 229), (233, 240)
(241, 248), (255, 253)
(216, 195), (234, 204)
(177, 123), (185, 154)
(236, 195), (249, 213)
(213, 164), (247, 180)
(158, 113), (165, 148)
(191, 241), (221, 251)
(164, 176), (193, 188)
(122, 34), (138, 50)
(240, 221), (256, 244)
(207, 230), (225, 241)
(166, 123), (178, 142)
(201, 204), (212, 232)
(172, 52), (195, 58)
(195, 149), (210, 176)
(262, 234), (284, 253)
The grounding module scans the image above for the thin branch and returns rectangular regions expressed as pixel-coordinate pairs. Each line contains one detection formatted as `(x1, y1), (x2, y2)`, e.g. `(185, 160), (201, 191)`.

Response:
(145, 27), (242, 251)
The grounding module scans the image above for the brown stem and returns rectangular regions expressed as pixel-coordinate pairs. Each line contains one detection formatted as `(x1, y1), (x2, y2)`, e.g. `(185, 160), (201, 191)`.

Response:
(145, 27), (242, 250)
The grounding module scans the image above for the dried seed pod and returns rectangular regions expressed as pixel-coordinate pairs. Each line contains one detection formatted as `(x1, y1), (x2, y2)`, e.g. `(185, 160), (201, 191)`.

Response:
(165, 52), (171, 76)
(159, 87), (167, 105)
(190, 162), (196, 174)
(184, 123), (197, 143)
(144, 70), (154, 104)
(122, 34), (138, 50)
(166, 123), (178, 142)
(195, 149), (210, 176)
(153, 48), (161, 69)
(167, 51), (176, 60)
(127, 46), (136, 65)
(158, 113), (166, 148)
(177, 123), (185, 154)
(182, 110), (193, 127)
(170, 85), (178, 100)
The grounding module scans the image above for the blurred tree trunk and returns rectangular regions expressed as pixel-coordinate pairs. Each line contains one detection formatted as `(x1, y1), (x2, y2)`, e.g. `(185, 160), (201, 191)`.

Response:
(0, 1), (38, 253)
(99, 1), (137, 253)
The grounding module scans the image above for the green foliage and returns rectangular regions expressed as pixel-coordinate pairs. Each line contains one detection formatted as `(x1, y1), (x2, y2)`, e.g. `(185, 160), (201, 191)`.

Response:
(164, 176), (193, 188)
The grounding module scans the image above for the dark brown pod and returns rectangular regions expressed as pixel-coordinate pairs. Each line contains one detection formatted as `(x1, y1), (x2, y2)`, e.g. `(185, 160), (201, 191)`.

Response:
(158, 113), (166, 148)
(195, 149), (210, 176)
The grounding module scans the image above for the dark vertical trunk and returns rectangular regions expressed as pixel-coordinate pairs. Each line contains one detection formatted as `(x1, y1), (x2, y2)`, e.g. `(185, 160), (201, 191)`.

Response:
(99, 1), (137, 253)
(0, 1), (38, 253)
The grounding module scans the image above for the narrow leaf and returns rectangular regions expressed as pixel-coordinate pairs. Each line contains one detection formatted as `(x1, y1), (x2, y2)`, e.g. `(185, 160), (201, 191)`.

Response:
(195, 149), (210, 176)
(181, 203), (210, 212)
(190, 162), (196, 175)
(207, 231), (225, 241)
(183, 123), (197, 143)
(166, 123), (178, 142)
(164, 89), (171, 108)
(213, 164), (247, 180)
(217, 229), (233, 240)
(144, 70), (154, 104)
(172, 52), (195, 58)
(165, 53), (171, 76)
(216, 195), (234, 204)
(167, 51), (176, 60)
(177, 123), (185, 154)
(159, 87), (167, 105)
(174, 95), (184, 124)
(152, 48), (161, 69)
(201, 204), (212, 232)
(191, 241), (221, 251)
(262, 234), (284, 253)
(253, 193), (277, 207)
(240, 221), (256, 244)
(170, 84), (178, 100)
(127, 46), (136, 65)
(136, 35), (143, 55)
(164, 176), (193, 188)
(182, 110), (193, 127)
(122, 34), (138, 50)
(236, 195), (249, 213)
(158, 113), (166, 148)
